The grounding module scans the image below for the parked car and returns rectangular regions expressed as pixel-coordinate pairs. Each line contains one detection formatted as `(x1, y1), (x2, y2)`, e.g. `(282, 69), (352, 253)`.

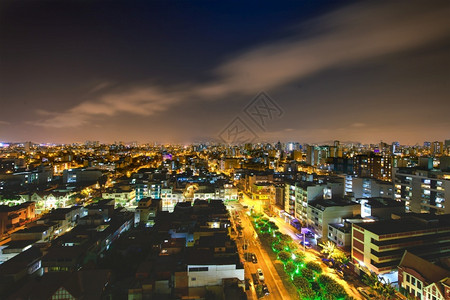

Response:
(262, 283), (269, 295)
(305, 231), (315, 238)
(257, 268), (264, 281)
(300, 240), (311, 248)
(251, 253), (258, 264)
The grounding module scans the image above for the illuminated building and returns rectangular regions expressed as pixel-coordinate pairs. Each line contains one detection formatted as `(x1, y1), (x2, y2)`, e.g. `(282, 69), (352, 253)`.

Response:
(393, 168), (450, 214)
(351, 177), (394, 199)
(308, 198), (360, 239)
(432, 141), (444, 157)
(353, 153), (392, 181)
(352, 214), (450, 274)
(398, 251), (450, 300)
(0, 202), (35, 238)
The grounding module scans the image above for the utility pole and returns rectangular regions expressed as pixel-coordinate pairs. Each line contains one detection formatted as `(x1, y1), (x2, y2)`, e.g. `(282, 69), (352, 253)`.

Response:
(303, 231), (306, 252)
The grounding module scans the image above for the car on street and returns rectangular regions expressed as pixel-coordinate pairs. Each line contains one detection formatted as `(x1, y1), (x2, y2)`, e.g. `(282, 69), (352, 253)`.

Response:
(251, 253), (258, 264)
(262, 283), (269, 295)
(257, 268), (264, 281)
(305, 232), (315, 238)
(300, 240), (311, 248)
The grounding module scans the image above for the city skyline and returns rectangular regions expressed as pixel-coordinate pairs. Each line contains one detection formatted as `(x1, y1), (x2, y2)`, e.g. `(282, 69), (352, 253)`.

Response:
(1, 0), (450, 144)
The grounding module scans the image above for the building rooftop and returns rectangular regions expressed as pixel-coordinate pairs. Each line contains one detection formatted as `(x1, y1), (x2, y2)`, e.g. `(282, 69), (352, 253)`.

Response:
(14, 224), (52, 234)
(355, 214), (450, 235)
(185, 248), (242, 267)
(0, 246), (41, 276)
(7, 269), (110, 300)
(309, 198), (358, 210)
(399, 250), (450, 286)
(359, 197), (404, 208)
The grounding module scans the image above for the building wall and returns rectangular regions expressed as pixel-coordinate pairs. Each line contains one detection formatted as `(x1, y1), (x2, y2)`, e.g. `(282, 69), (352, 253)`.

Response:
(423, 283), (445, 300)
(294, 184), (324, 223)
(399, 269), (425, 300)
(327, 225), (351, 248)
(394, 168), (449, 214)
(187, 264), (244, 287)
(352, 223), (450, 274)
(308, 204), (359, 239)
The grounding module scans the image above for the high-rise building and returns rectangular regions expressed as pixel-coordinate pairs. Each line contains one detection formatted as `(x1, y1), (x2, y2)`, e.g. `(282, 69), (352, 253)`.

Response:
(432, 141), (444, 156)
(306, 145), (329, 166)
(393, 167), (450, 214)
(391, 141), (400, 154)
(352, 153), (392, 181)
(24, 141), (32, 152)
(352, 177), (394, 199)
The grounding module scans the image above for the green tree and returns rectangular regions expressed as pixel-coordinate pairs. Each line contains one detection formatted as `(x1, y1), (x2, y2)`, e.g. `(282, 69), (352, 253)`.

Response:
(255, 284), (264, 298)
(293, 250), (306, 262)
(378, 278), (398, 300)
(298, 285), (316, 300)
(292, 275), (310, 290)
(294, 256), (305, 266)
(306, 261), (322, 273)
(301, 268), (315, 281)
(280, 234), (293, 243)
(277, 251), (290, 262)
(256, 221), (265, 229)
(318, 275), (348, 299)
(334, 251), (350, 268)
(273, 243), (284, 252)
(285, 261), (296, 274)
(362, 272), (382, 291)
(267, 221), (278, 231)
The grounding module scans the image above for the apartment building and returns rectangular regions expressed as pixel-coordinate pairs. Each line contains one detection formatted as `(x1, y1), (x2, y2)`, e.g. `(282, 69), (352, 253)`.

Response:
(352, 214), (450, 274)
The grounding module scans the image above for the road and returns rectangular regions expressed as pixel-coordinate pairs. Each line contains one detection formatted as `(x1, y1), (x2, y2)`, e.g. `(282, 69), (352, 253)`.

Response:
(230, 203), (292, 300)
(237, 194), (363, 300)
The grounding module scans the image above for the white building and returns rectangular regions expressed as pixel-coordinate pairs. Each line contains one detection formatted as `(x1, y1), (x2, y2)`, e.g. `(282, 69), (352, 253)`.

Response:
(161, 188), (184, 212)
(187, 264), (244, 288)
(307, 198), (360, 239)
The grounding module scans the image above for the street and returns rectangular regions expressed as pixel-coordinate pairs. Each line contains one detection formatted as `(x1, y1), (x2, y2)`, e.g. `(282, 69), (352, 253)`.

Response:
(234, 194), (364, 300)
(230, 202), (293, 300)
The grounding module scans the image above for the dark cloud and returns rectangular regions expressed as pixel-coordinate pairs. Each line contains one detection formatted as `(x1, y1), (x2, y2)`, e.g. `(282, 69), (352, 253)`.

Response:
(0, 0), (449, 144)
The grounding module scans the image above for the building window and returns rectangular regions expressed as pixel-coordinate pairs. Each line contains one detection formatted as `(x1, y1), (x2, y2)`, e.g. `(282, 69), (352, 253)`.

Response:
(406, 274), (410, 283)
(411, 277), (415, 286)
(417, 281), (421, 289)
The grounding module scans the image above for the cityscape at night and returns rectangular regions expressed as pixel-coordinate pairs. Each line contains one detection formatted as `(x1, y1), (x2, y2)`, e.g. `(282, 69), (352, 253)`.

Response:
(1, 1), (450, 299)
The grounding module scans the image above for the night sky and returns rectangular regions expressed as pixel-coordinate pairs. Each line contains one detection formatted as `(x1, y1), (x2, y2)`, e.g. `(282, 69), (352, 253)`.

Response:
(1, 0), (449, 145)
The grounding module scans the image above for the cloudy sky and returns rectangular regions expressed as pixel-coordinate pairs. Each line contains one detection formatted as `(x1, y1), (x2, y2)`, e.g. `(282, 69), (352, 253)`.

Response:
(1, 0), (449, 145)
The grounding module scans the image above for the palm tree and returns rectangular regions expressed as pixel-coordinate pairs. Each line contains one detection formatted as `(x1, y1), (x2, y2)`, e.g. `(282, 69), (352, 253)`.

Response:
(319, 241), (336, 259)
(362, 272), (380, 291)
(378, 278), (397, 300)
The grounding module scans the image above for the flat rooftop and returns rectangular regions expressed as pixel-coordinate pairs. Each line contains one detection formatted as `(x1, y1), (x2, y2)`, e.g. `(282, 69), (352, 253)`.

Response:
(355, 217), (450, 235)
